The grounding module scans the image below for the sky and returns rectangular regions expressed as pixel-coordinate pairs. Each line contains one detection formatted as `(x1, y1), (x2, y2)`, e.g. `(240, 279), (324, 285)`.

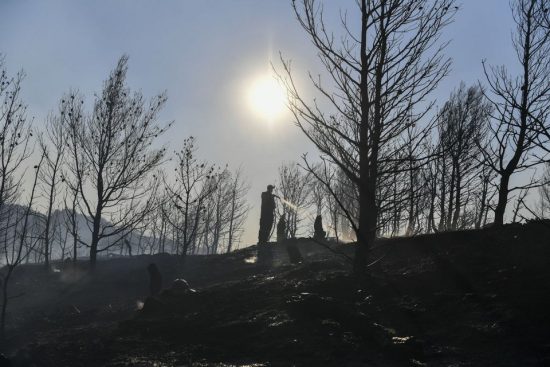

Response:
(0, 0), (517, 246)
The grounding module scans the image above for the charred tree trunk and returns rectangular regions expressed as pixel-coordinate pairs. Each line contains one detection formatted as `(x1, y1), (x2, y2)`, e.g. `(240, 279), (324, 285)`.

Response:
(494, 173), (511, 226)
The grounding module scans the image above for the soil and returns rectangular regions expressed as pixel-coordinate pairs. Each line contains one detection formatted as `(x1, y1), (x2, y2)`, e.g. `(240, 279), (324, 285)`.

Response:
(2, 221), (550, 366)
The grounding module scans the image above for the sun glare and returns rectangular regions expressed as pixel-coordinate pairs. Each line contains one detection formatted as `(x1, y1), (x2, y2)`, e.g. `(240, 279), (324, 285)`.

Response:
(247, 75), (287, 124)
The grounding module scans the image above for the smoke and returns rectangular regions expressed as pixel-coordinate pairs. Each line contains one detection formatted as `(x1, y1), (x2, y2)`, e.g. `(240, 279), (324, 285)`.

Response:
(59, 266), (86, 284)
(279, 198), (298, 211)
(278, 197), (341, 237)
(244, 255), (257, 264)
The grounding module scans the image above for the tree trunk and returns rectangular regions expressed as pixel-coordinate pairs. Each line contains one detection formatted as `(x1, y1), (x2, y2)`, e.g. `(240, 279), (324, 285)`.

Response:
(446, 163), (456, 229)
(406, 161), (415, 235)
(0, 267), (13, 340)
(493, 2), (532, 225)
(494, 173), (511, 226)
(1, 281), (8, 340)
(227, 206), (235, 253)
(43, 167), (59, 270)
(438, 158), (447, 231)
(475, 179), (488, 229)
(89, 214), (101, 269)
(355, 0), (370, 273)
(452, 171), (462, 230)
(354, 0), (384, 274)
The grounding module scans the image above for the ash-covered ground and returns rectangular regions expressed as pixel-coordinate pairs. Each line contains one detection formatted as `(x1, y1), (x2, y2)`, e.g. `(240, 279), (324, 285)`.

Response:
(2, 221), (550, 366)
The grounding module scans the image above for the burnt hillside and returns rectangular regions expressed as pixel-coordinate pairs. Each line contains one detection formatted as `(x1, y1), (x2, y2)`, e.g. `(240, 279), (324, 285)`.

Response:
(3, 221), (550, 366)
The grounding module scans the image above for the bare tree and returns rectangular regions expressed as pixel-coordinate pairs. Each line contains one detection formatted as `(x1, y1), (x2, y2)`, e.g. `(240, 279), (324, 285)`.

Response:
(420, 140), (439, 233)
(0, 60), (32, 220)
(481, 0), (550, 225)
(277, 162), (311, 238)
(207, 168), (232, 254)
(0, 58), (36, 338)
(53, 212), (70, 261)
(1, 153), (44, 338)
(435, 83), (492, 230)
(279, 0), (456, 271)
(150, 193), (169, 254)
(473, 163), (497, 229)
(63, 186), (85, 263)
(66, 55), (169, 269)
(314, 164), (345, 242)
(401, 126), (428, 235)
(308, 168), (325, 217)
(163, 137), (216, 259)
(225, 168), (250, 253)
(197, 166), (249, 255)
(512, 180), (533, 222)
(536, 163), (550, 217)
(37, 100), (68, 269)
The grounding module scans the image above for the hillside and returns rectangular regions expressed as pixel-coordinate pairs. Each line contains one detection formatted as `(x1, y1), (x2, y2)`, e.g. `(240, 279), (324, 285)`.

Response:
(2, 221), (550, 366)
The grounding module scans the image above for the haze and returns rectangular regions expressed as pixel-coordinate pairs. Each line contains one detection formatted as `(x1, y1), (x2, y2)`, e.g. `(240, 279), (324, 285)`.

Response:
(0, 0), (514, 245)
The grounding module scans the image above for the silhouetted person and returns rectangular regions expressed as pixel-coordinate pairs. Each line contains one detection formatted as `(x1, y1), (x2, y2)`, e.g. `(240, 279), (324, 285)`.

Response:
(258, 184), (277, 244)
(314, 215), (326, 240)
(147, 263), (162, 296)
(124, 239), (133, 256)
(277, 214), (287, 243)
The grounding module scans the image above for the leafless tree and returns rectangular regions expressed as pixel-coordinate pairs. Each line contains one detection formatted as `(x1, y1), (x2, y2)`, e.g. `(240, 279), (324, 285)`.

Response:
(0, 58), (36, 337)
(53, 212), (70, 261)
(536, 163), (550, 217)
(1, 153), (44, 338)
(401, 126), (429, 235)
(277, 162), (311, 238)
(512, 179), (533, 222)
(308, 168), (325, 217)
(152, 194), (169, 254)
(37, 100), (68, 269)
(315, 164), (345, 242)
(279, 0), (456, 271)
(473, 163), (497, 229)
(481, 0), (550, 225)
(163, 137), (216, 259)
(63, 186), (85, 263)
(196, 166), (249, 255)
(0, 60), (32, 221)
(435, 83), (492, 230)
(205, 168), (233, 254)
(225, 167), (250, 253)
(309, 161), (360, 241)
(65, 55), (169, 269)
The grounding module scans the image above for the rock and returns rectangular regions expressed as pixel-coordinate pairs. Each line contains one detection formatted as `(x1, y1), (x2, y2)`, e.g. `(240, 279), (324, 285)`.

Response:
(171, 278), (196, 293)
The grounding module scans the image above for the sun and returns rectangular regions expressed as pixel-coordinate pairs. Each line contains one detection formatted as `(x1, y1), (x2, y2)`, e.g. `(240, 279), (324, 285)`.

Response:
(247, 75), (287, 123)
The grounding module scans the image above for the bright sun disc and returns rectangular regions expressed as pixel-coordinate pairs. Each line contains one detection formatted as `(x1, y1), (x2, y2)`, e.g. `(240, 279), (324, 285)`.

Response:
(248, 75), (287, 123)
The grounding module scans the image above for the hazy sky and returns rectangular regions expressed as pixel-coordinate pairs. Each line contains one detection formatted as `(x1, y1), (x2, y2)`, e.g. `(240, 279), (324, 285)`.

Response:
(0, 1), (516, 246)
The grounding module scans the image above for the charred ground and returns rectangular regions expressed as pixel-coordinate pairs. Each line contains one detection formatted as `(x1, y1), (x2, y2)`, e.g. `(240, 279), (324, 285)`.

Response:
(2, 221), (550, 366)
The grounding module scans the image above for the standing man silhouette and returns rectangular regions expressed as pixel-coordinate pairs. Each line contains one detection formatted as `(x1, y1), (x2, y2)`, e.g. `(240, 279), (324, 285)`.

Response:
(258, 184), (277, 244)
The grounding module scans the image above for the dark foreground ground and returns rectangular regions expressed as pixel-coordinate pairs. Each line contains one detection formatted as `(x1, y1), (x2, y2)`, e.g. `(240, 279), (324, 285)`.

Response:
(2, 221), (550, 366)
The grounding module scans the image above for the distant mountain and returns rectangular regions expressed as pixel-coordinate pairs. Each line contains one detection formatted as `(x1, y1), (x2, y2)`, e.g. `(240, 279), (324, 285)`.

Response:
(0, 204), (164, 261)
